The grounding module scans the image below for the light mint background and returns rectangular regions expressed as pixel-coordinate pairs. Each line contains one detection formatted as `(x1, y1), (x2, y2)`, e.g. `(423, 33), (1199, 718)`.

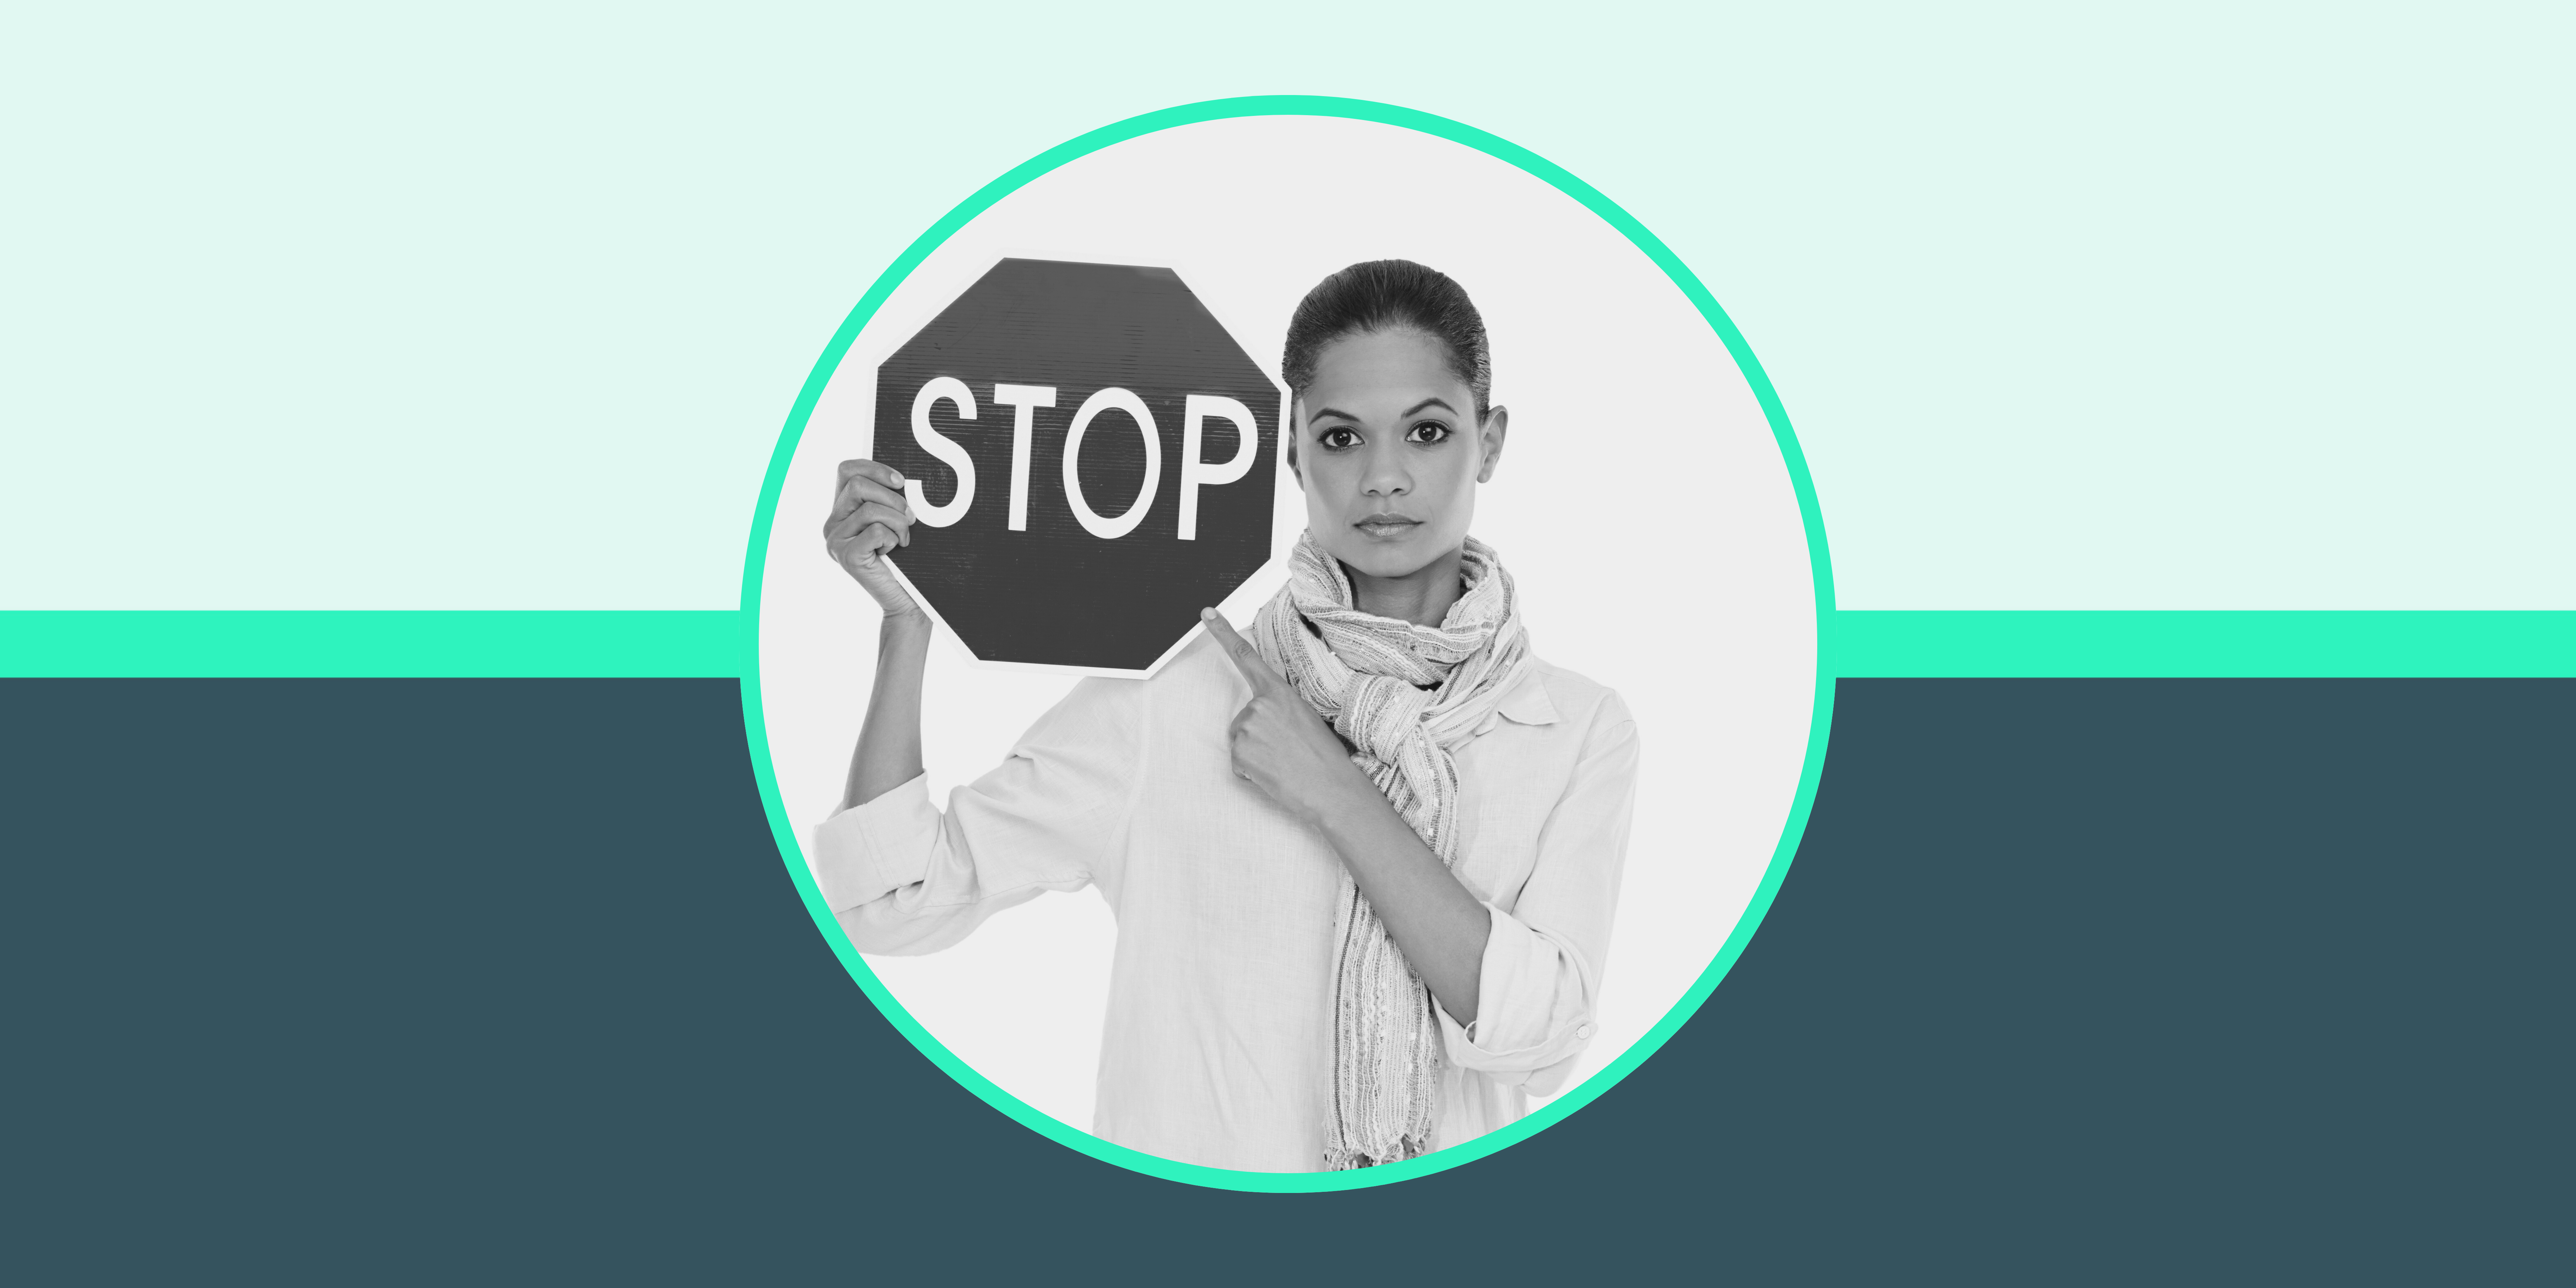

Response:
(4, 4), (2567, 609)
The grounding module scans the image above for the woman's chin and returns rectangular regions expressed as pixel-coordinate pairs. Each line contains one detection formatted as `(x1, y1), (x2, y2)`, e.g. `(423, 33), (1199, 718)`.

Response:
(1316, 535), (1461, 584)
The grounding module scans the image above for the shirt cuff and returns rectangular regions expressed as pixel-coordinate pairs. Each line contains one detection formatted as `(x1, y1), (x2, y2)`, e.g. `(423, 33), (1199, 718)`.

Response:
(808, 773), (942, 912)
(1431, 902), (1599, 1093)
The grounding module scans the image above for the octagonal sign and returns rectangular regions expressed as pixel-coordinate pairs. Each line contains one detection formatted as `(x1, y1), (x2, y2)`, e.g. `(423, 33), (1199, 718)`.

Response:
(869, 258), (1285, 674)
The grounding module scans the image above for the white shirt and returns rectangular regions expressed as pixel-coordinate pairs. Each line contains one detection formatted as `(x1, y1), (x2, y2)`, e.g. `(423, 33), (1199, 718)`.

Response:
(808, 631), (1640, 1172)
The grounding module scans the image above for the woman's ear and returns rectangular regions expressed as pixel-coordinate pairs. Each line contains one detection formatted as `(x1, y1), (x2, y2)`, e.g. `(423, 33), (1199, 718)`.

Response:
(1284, 401), (1305, 489)
(1475, 406), (1509, 483)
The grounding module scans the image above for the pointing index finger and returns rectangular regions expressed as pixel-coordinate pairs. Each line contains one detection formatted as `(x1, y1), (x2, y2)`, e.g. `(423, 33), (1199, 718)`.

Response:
(1199, 608), (1277, 688)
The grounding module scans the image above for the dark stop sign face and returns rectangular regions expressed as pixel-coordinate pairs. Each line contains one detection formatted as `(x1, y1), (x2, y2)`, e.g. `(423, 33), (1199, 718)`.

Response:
(872, 258), (1284, 673)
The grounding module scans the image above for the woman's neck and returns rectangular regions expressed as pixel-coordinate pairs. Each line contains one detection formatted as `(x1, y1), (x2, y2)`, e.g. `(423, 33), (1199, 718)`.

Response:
(1345, 545), (1465, 628)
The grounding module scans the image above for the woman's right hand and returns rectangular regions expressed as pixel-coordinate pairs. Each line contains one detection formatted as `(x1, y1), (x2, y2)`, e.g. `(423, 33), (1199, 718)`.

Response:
(824, 459), (921, 618)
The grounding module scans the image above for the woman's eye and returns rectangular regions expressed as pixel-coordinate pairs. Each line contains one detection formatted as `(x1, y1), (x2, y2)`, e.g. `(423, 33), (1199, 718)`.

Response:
(1406, 422), (1452, 444)
(1319, 428), (1360, 450)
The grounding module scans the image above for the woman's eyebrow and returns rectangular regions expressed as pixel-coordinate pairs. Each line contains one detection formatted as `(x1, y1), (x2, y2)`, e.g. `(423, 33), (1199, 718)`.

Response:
(1308, 406), (1358, 423)
(1400, 397), (1458, 418)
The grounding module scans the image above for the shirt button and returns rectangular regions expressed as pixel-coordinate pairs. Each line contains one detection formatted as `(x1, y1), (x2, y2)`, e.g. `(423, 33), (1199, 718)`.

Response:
(1575, 1023), (1595, 1040)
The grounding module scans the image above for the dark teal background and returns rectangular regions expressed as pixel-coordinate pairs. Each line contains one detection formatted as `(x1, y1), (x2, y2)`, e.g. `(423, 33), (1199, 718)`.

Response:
(6, 679), (2568, 1281)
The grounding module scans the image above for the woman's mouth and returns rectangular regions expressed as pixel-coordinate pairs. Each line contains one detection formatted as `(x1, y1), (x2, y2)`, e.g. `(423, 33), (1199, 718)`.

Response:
(1352, 514), (1422, 540)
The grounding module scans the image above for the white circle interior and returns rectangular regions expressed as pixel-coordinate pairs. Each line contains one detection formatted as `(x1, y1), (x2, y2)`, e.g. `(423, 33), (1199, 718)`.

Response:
(758, 115), (1819, 1146)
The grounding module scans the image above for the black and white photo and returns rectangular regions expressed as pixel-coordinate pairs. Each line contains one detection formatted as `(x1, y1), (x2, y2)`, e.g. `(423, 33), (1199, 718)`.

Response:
(817, 259), (1637, 1170)
(751, 115), (1821, 1178)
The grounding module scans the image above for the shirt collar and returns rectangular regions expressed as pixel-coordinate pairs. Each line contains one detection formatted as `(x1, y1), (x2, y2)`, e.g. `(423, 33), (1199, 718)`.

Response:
(1480, 664), (1559, 733)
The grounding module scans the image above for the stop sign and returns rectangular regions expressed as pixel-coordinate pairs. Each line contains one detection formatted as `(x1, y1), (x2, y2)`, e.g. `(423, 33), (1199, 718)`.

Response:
(869, 258), (1284, 673)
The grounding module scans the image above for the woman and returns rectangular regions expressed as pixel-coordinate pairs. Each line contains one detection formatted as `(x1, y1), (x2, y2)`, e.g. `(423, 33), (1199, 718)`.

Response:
(813, 259), (1639, 1172)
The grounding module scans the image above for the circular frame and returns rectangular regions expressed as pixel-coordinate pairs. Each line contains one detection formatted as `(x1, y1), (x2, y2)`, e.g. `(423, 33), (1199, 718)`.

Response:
(738, 95), (1838, 1192)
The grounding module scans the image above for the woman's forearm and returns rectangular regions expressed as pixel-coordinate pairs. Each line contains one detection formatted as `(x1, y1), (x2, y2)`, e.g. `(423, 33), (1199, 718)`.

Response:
(840, 609), (935, 812)
(1307, 777), (1494, 1025)
(1196, 613), (1495, 1023)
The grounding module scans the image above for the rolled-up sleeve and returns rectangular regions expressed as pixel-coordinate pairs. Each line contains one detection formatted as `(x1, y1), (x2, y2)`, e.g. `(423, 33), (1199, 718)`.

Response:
(808, 676), (1140, 956)
(1434, 708), (1640, 1097)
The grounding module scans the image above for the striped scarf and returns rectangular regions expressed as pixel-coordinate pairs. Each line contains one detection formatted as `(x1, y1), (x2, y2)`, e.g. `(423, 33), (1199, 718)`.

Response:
(1251, 530), (1532, 1170)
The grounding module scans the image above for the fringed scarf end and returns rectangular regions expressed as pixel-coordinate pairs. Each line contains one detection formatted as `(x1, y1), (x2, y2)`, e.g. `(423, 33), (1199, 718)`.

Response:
(1323, 1134), (1432, 1171)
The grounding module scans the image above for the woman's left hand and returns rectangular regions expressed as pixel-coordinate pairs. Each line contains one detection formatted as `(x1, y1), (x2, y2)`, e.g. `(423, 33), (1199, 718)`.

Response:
(1200, 609), (1367, 826)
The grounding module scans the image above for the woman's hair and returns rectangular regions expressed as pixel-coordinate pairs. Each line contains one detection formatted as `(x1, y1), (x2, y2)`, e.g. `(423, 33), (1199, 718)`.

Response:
(1281, 259), (1493, 421)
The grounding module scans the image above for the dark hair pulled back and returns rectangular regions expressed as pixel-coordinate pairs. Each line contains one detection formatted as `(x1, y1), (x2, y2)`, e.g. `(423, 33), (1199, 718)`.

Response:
(1280, 259), (1492, 419)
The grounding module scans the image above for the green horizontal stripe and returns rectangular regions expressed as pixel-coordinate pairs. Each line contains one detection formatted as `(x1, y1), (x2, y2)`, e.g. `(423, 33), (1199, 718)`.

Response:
(0, 610), (2566, 678)
(0, 611), (750, 678)
(1829, 611), (2576, 678)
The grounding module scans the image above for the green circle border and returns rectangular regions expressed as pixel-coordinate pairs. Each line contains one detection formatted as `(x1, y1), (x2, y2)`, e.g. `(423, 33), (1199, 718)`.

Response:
(736, 95), (1839, 1193)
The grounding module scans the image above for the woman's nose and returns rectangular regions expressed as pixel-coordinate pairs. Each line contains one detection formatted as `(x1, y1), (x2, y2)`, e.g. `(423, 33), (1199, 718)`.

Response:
(1361, 444), (1411, 496)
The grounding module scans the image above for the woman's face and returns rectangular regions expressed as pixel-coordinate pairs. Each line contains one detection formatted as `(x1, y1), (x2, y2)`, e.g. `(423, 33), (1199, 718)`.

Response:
(1291, 328), (1508, 582)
